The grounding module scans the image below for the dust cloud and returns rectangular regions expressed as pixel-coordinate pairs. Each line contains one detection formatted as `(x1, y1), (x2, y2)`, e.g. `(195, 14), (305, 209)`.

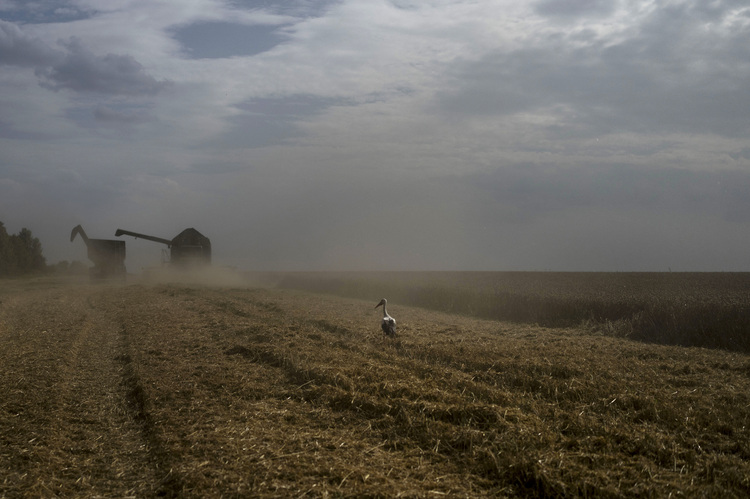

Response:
(131, 266), (249, 287)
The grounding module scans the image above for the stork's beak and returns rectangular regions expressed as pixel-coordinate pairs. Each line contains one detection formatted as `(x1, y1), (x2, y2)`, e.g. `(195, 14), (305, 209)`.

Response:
(375, 299), (384, 308)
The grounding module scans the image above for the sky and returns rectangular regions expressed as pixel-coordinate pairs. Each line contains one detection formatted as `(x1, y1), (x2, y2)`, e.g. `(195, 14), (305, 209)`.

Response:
(1, 0), (750, 272)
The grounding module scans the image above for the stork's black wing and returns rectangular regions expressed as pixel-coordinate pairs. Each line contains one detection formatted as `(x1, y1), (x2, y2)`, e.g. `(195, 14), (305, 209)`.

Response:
(381, 318), (396, 336)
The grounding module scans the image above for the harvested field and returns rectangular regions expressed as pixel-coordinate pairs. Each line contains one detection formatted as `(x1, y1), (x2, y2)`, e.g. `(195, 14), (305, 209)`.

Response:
(1, 275), (749, 497)
(270, 271), (750, 352)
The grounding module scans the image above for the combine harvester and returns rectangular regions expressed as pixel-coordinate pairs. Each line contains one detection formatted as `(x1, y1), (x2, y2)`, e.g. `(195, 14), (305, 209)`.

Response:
(115, 227), (211, 267)
(114, 227), (233, 284)
(70, 225), (126, 281)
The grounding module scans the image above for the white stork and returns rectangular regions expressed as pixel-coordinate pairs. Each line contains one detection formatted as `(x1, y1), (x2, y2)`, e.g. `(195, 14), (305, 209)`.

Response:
(375, 298), (396, 337)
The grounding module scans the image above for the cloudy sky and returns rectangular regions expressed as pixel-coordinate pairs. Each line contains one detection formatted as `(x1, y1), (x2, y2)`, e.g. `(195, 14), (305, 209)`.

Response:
(2, 0), (750, 272)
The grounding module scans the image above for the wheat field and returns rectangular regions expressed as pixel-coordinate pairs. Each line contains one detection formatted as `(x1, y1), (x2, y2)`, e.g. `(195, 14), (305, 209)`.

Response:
(1, 273), (749, 497)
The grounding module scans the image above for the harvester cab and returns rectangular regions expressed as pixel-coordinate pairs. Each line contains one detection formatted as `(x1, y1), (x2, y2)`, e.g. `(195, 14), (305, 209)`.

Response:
(70, 225), (126, 280)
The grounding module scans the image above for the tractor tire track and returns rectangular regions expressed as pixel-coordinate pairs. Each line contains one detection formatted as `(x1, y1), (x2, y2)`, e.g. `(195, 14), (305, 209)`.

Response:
(0, 284), (158, 497)
(116, 319), (186, 497)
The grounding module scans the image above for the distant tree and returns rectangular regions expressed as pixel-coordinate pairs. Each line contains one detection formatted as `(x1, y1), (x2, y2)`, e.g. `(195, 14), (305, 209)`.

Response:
(0, 222), (11, 276)
(17, 227), (46, 272)
(0, 222), (48, 277)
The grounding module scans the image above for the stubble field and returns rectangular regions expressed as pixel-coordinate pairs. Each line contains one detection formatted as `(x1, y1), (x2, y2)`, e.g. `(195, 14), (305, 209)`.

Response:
(1, 273), (749, 497)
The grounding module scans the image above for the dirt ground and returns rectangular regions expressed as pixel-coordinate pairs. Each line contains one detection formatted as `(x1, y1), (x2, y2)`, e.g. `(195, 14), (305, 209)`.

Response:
(1, 275), (749, 497)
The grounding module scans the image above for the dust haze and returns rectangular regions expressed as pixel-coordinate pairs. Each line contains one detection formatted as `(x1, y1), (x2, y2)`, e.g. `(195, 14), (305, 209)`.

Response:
(135, 266), (249, 288)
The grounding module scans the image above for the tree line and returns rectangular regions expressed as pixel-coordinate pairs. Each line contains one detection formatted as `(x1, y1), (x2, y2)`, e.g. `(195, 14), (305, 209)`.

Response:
(0, 221), (47, 277)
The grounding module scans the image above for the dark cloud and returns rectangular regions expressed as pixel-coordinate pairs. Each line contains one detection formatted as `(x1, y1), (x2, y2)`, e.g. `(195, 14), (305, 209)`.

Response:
(35, 38), (172, 96)
(1, 22), (170, 96)
(0, 1), (93, 23)
(534, 0), (616, 19)
(228, 0), (339, 17)
(172, 21), (287, 59)
(0, 20), (61, 66)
